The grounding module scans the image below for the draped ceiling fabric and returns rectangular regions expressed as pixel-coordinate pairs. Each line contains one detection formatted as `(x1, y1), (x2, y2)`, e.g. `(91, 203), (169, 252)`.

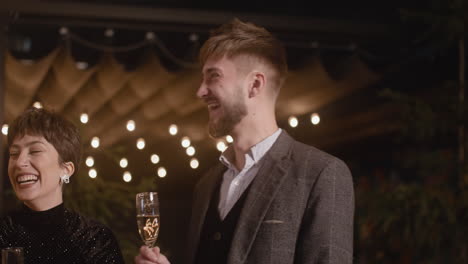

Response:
(4, 43), (396, 181)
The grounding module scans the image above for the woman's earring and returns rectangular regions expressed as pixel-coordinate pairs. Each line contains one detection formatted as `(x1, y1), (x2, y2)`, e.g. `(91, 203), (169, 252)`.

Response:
(60, 175), (70, 184)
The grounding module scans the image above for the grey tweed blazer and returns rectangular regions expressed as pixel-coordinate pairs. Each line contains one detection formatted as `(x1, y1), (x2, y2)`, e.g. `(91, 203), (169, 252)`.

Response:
(186, 131), (354, 264)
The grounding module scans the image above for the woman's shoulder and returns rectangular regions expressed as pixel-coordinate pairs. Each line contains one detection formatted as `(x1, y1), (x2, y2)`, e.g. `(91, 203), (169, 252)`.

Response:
(63, 209), (125, 263)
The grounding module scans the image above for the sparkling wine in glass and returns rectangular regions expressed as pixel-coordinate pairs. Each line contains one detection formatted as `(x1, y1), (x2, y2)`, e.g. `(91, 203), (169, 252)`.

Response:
(136, 192), (160, 248)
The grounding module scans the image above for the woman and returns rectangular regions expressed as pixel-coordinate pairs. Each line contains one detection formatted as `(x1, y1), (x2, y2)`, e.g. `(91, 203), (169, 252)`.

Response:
(0, 107), (124, 264)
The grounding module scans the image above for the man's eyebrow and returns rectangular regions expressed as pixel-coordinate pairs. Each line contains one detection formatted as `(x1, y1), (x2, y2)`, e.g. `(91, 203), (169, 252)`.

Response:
(203, 67), (220, 74)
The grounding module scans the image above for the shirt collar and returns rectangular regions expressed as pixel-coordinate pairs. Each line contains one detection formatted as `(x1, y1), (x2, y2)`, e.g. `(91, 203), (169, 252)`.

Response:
(219, 128), (282, 169)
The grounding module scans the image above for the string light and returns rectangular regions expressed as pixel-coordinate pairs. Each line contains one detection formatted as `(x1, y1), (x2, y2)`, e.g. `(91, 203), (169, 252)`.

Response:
(85, 156), (94, 167)
(120, 158), (128, 168)
(169, 124), (178, 136)
(226, 135), (233, 143)
(136, 138), (145, 149)
(104, 28), (114, 37)
(80, 113), (89, 124)
(186, 146), (195, 156)
(75, 61), (88, 70)
(123, 171), (132, 182)
(91, 137), (100, 148)
(1, 124), (8, 136)
(310, 113), (320, 125)
(288, 116), (298, 128)
(126, 120), (135, 131)
(88, 168), (97, 179)
(157, 167), (167, 178)
(145, 32), (155, 40)
(181, 136), (191, 148)
(151, 154), (160, 164)
(189, 33), (199, 42)
(54, 27), (198, 68)
(190, 158), (199, 169)
(33, 101), (42, 109)
(59, 27), (68, 35)
(216, 141), (227, 152)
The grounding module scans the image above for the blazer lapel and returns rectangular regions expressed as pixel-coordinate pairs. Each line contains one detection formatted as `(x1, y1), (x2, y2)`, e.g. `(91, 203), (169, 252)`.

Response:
(228, 131), (294, 264)
(186, 163), (225, 264)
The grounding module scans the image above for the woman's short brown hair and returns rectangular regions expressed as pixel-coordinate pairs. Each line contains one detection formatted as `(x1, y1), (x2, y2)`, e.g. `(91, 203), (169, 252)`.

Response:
(199, 18), (288, 91)
(7, 107), (82, 176)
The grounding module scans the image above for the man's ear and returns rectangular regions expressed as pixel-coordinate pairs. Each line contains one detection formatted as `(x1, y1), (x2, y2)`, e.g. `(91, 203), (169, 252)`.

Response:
(62, 162), (75, 177)
(248, 71), (266, 98)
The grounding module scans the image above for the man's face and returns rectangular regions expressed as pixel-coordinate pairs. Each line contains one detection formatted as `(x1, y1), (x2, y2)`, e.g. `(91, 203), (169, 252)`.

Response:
(197, 56), (248, 138)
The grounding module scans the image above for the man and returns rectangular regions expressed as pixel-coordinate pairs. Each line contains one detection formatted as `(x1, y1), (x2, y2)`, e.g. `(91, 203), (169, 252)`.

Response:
(135, 18), (354, 264)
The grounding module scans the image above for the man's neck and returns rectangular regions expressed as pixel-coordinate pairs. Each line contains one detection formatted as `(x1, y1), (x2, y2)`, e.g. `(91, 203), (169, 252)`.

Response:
(230, 121), (278, 171)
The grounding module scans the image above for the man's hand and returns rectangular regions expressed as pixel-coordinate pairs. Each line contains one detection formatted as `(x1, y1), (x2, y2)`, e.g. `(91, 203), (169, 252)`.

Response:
(134, 246), (170, 264)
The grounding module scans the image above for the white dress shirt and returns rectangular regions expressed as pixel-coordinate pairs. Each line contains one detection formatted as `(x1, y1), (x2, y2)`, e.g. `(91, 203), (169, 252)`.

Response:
(217, 129), (282, 220)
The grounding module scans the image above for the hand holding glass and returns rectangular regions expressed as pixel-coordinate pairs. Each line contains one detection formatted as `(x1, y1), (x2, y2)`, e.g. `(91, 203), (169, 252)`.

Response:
(136, 192), (160, 248)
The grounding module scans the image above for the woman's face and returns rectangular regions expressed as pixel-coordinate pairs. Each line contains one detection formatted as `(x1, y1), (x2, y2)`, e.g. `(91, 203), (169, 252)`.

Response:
(8, 134), (71, 211)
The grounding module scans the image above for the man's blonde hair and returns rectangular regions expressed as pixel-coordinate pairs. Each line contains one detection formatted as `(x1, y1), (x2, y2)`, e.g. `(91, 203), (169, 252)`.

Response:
(199, 18), (288, 93)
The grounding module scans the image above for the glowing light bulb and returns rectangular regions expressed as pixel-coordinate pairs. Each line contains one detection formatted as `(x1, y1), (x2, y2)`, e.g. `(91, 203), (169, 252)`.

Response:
(85, 156), (94, 167)
(120, 158), (128, 168)
(59, 27), (68, 35)
(88, 168), (97, 178)
(104, 28), (114, 37)
(181, 136), (191, 148)
(91, 137), (100, 148)
(288, 116), (298, 128)
(80, 113), (89, 124)
(151, 154), (160, 164)
(33, 101), (42, 109)
(126, 120), (135, 131)
(311, 113), (320, 125)
(186, 146), (195, 156)
(123, 171), (132, 182)
(75, 62), (88, 70)
(190, 158), (199, 169)
(157, 167), (167, 178)
(216, 141), (227, 152)
(2, 124), (8, 136)
(226, 135), (233, 143)
(136, 138), (145, 150)
(169, 124), (178, 135)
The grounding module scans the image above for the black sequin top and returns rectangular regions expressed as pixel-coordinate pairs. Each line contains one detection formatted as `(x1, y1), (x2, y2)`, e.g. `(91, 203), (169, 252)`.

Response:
(0, 203), (125, 264)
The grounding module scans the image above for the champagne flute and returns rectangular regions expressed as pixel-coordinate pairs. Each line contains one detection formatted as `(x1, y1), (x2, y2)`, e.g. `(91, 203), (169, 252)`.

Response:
(2, 247), (24, 264)
(136, 192), (160, 248)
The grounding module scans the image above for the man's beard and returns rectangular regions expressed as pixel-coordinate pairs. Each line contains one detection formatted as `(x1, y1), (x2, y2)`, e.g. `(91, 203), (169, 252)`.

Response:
(208, 96), (247, 138)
